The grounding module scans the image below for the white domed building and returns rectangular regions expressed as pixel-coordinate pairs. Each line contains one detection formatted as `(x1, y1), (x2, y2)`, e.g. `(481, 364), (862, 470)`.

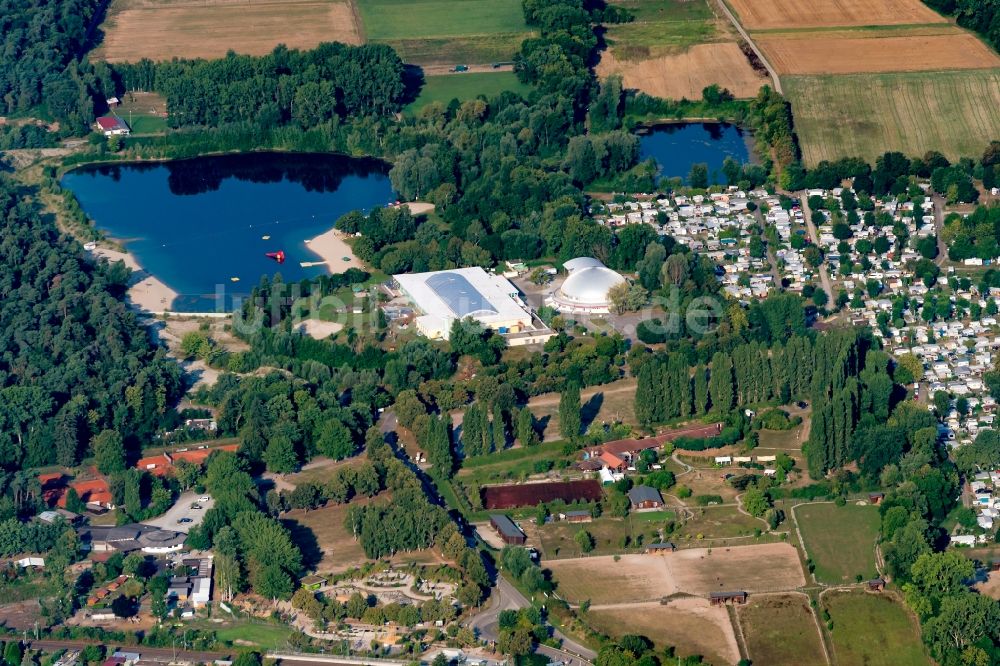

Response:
(547, 257), (627, 314)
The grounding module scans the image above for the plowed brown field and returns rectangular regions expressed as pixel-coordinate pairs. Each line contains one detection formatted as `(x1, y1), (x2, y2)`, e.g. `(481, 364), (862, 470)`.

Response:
(92, 0), (361, 62)
(760, 31), (1000, 75)
(725, 0), (947, 30)
(597, 42), (767, 99)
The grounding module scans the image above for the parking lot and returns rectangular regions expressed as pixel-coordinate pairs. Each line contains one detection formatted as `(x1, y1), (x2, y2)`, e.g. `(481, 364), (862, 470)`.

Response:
(141, 491), (214, 533)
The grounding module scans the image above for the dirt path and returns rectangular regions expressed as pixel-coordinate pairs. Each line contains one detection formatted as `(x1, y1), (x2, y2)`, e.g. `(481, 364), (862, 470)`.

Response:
(710, 0), (783, 94)
(800, 194), (836, 305)
(527, 378), (637, 408)
(421, 63), (514, 76)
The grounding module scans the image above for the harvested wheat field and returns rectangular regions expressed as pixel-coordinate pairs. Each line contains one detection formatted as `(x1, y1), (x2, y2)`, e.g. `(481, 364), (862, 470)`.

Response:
(786, 70), (1000, 164)
(548, 554), (678, 605)
(588, 598), (740, 665)
(92, 0), (361, 62)
(549, 543), (805, 605)
(760, 31), (1000, 75)
(726, 0), (947, 30)
(597, 42), (767, 100)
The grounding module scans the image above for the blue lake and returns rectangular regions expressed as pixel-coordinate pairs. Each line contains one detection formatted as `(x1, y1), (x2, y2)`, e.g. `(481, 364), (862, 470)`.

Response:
(638, 122), (752, 184)
(62, 153), (395, 312)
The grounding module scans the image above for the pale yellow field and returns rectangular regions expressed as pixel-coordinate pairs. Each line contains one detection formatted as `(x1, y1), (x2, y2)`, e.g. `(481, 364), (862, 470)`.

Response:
(549, 543), (806, 605)
(597, 42), (767, 99)
(759, 31), (1000, 75)
(92, 0), (361, 62)
(726, 0), (947, 30)
(589, 599), (740, 666)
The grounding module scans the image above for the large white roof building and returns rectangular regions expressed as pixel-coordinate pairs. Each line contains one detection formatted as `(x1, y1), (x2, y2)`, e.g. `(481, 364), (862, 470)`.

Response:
(394, 267), (536, 341)
(547, 257), (626, 314)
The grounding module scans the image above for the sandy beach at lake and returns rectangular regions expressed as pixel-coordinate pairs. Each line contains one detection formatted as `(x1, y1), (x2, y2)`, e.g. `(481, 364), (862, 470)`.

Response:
(90, 245), (178, 313)
(305, 202), (435, 273)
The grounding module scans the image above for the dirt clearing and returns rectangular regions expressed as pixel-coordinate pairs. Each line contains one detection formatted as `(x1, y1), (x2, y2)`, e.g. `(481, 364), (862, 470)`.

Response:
(548, 554), (677, 604)
(588, 598), (740, 665)
(597, 42), (767, 100)
(726, 0), (947, 30)
(760, 31), (1000, 75)
(548, 543), (805, 605)
(92, 0), (361, 62)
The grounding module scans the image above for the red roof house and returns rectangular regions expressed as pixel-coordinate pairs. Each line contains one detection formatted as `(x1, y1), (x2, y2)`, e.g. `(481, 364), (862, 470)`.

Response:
(95, 116), (130, 136)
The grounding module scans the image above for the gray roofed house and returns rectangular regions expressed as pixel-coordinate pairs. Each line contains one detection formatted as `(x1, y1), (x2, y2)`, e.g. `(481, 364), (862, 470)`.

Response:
(627, 485), (664, 509)
(489, 514), (527, 545)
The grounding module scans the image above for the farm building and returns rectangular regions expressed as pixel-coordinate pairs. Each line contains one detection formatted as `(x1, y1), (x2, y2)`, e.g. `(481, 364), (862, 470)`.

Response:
(490, 514), (527, 545)
(300, 574), (327, 590)
(645, 542), (676, 554)
(628, 485), (664, 510)
(546, 257), (627, 314)
(483, 480), (603, 509)
(710, 591), (748, 605)
(867, 577), (886, 591)
(559, 510), (593, 523)
(96, 115), (130, 136)
(581, 423), (724, 466)
(393, 267), (552, 345)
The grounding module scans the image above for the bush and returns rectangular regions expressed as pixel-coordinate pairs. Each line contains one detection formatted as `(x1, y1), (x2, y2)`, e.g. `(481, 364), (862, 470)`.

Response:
(673, 427), (741, 451)
(694, 494), (723, 506)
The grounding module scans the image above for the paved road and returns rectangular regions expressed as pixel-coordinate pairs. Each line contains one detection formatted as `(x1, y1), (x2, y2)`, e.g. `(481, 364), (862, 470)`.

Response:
(467, 577), (596, 665)
(800, 194), (836, 305)
(932, 193), (948, 266)
(710, 0), (782, 94)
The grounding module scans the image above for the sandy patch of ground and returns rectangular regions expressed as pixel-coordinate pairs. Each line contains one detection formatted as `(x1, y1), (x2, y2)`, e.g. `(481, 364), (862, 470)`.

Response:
(92, 0), (361, 61)
(588, 598), (740, 666)
(305, 228), (365, 274)
(760, 31), (1000, 75)
(726, 0), (947, 30)
(90, 245), (178, 313)
(597, 42), (767, 100)
(975, 571), (1000, 600)
(549, 543), (805, 605)
(403, 202), (435, 215)
(295, 318), (345, 340)
(548, 554), (678, 604)
(667, 543), (806, 595)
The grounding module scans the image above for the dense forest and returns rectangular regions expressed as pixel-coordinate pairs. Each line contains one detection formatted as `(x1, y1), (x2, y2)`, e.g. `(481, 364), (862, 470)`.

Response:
(114, 43), (406, 128)
(0, 175), (183, 471)
(0, 0), (116, 133)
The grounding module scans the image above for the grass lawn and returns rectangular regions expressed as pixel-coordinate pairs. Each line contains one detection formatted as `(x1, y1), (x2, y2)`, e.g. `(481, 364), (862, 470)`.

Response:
(458, 440), (571, 485)
(785, 70), (1000, 165)
(357, 0), (528, 40)
(212, 622), (293, 648)
(531, 515), (665, 558)
(407, 72), (532, 112)
(737, 594), (826, 666)
(796, 502), (880, 584)
(602, 0), (722, 57)
(357, 0), (532, 65)
(825, 591), (929, 666)
(674, 505), (767, 541)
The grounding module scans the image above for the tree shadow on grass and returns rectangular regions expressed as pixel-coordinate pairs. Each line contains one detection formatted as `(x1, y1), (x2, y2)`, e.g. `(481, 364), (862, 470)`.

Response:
(281, 518), (323, 571)
(581, 392), (604, 433)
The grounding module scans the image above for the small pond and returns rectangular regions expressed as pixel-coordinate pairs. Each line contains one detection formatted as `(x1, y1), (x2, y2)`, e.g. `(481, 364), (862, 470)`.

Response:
(638, 122), (753, 184)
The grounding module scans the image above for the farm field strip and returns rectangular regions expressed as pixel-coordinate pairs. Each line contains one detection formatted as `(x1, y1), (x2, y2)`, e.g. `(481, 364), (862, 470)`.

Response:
(355, 0), (529, 41)
(596, 43), (767, 100)
(724, 0), (947, 30)
(92, 0), (360, 61)
(758, 32), (1000, 75)
(784, 71), (1000, 164)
